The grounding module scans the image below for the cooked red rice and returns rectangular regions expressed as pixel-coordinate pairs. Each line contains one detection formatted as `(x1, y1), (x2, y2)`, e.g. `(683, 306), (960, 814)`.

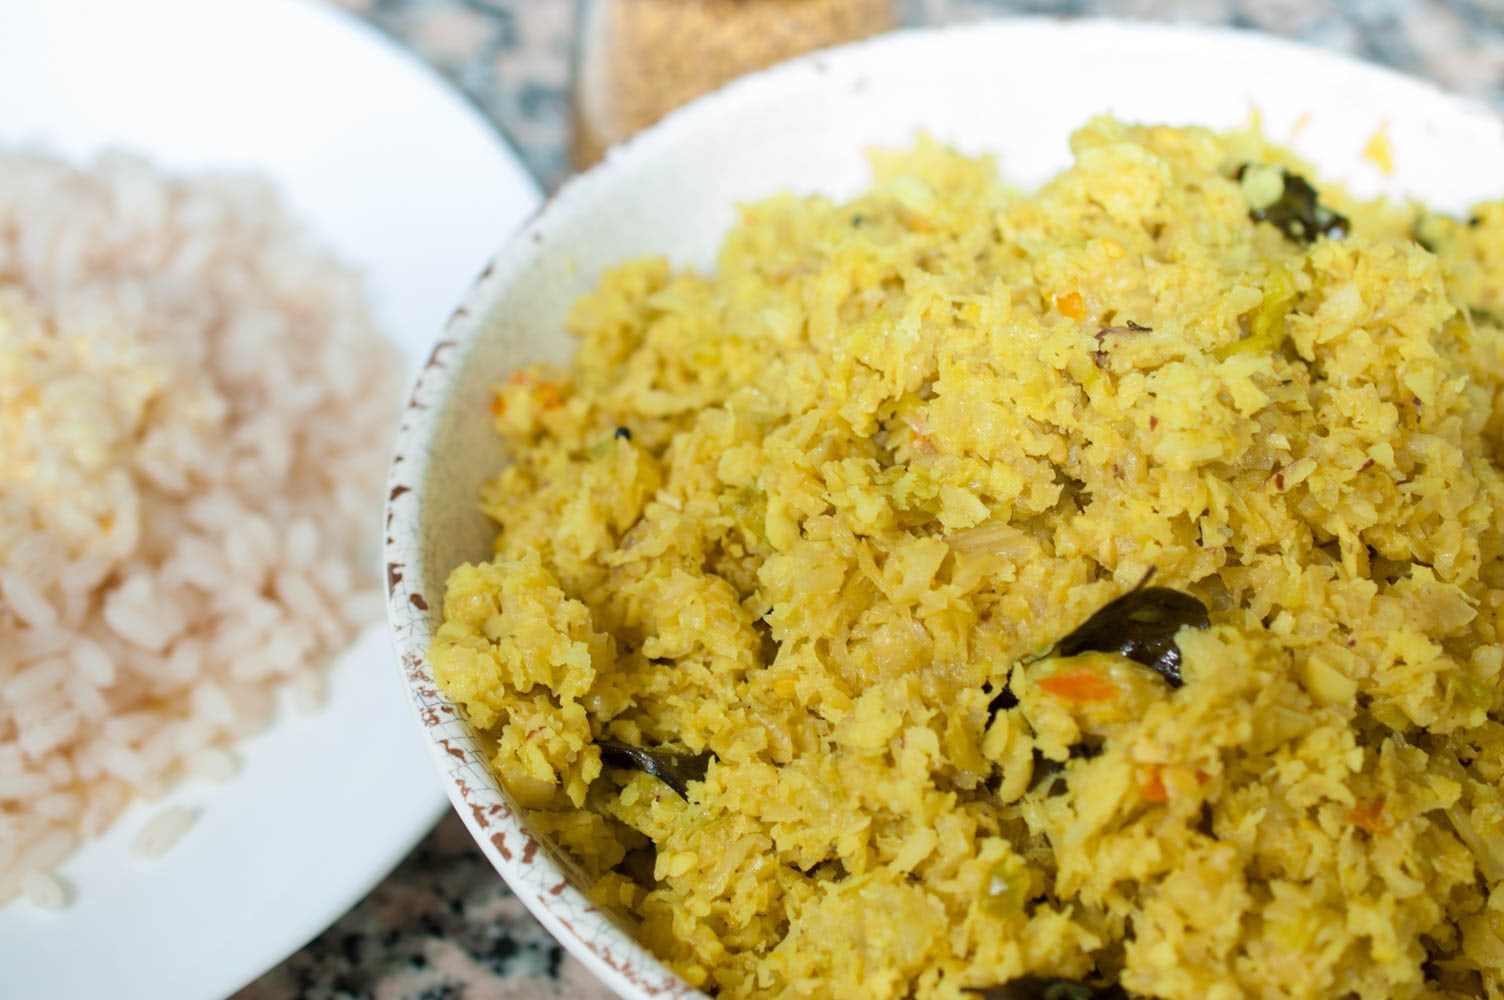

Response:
(0, 149), (400, 906)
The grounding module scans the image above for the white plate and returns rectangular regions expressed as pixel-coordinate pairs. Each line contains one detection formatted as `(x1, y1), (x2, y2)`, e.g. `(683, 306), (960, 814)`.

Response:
(0, 2), (541, 998)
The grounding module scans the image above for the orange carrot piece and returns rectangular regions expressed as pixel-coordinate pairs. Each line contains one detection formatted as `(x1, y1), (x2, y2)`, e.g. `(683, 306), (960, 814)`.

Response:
(1140, 765), (1169, 803)
(1348, 801), (1390, 834)
(1037, 669), (1116, 703)
(1055, 291), (1085, 320)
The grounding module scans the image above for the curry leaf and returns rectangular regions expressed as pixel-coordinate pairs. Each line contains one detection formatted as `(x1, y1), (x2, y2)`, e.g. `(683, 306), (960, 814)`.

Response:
(1238, 164), (1349, 244)
(1054, 579), (1210, 688)
(965, 977), (1130, 1000)
(597, 740), (714, 800)
(986, 677), (1019, 720)
(1029, 743), (1099, 794)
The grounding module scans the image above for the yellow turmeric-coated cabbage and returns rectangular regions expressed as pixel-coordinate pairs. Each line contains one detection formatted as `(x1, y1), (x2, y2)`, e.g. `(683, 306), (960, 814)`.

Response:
(432, 119), (1504, 1000)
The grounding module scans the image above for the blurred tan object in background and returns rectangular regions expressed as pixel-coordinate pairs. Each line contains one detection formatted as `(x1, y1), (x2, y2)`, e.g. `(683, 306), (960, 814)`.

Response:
(572, 0), (896, 168)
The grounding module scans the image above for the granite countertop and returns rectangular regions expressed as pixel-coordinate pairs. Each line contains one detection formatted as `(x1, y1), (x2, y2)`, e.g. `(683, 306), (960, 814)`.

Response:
(239, 2), (1504, 998)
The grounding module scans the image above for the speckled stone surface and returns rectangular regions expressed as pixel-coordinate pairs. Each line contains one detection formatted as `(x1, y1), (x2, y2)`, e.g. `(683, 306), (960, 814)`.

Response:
(240, 2), (1504, 998)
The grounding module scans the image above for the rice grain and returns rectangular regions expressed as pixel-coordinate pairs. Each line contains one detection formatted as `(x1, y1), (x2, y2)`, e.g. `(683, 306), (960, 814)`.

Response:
(0, 148), (400, 904)
(131, 806), (197, 859)
(19, 872), (68, 911)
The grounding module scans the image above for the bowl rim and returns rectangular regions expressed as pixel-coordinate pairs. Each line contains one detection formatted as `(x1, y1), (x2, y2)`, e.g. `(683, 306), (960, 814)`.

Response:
(384, 16), (1504, 999)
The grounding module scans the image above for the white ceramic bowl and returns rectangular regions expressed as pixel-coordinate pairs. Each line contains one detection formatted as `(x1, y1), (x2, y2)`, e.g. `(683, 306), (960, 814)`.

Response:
(385, 19), (1504, 999)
